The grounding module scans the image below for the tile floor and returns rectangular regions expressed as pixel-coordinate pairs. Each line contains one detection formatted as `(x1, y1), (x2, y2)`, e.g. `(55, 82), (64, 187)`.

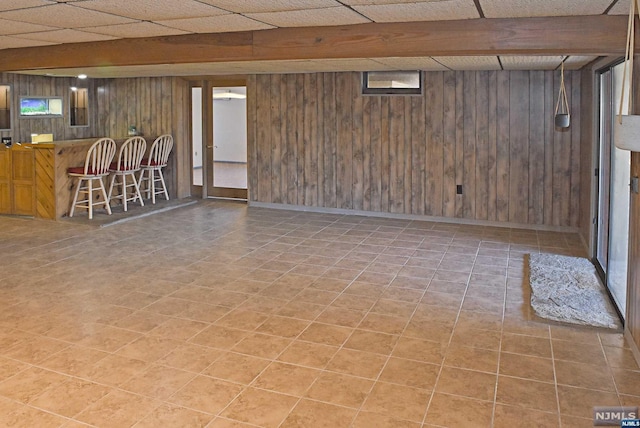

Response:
(0, 200), (638, 427)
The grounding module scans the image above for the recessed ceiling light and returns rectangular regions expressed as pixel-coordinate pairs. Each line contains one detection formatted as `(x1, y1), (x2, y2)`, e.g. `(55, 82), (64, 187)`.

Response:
(77, 74), (87, 79)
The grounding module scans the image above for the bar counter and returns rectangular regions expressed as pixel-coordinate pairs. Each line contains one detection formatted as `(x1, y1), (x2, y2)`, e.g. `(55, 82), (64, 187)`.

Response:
(0, 137), (157, 220)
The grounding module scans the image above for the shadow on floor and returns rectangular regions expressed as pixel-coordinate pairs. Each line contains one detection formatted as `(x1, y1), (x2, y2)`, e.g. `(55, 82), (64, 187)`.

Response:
(60, 197), (198, 228)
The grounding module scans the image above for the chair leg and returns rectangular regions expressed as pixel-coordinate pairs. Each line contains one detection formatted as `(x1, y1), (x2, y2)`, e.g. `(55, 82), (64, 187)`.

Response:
(88, 178), (94, 220)
(107, 173), (116, 202)
(98, 177), (112, 215)
(69, 177), (81, 218)
(159, 169), (169, 201)
(131, 172), (144, 207)
(122, 174), (128, 212)
(150, 169), (157, 204)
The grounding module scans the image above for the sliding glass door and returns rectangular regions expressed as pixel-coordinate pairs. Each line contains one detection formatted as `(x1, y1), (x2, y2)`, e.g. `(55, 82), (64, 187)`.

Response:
(596, 61), (630, 319)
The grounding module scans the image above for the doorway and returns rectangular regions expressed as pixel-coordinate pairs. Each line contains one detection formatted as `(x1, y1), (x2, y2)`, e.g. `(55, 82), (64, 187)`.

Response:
(191, 80), (248, 200)
(595, 60), (630, 320)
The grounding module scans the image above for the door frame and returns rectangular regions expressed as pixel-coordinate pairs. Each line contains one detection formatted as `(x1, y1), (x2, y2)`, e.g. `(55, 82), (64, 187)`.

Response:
(187, 76), (248, 199)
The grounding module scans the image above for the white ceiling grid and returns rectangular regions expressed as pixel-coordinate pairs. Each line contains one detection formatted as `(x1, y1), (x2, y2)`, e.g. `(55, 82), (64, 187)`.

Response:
(0, 0), (620, 75)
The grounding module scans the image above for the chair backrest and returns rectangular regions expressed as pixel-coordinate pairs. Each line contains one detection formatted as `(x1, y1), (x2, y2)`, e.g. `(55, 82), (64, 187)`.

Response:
(148, 134), (173, 167)
(84, 138), (116, 175)
(117, 136), (147, 171)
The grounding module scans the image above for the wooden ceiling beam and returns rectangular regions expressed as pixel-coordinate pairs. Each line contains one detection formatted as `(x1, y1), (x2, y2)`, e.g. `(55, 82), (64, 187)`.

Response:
(0, 15), (629, 72)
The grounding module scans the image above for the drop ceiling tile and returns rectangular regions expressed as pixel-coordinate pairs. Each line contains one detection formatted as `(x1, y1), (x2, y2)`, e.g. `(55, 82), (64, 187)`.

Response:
(0, 18), (58, 35)
(355, 0), (479, 22)
(199, 0), (340, 13)
(158, 13), (274, 33)
(75, 0), (227, 21)
(0, 4), (137, 28)
(563, 55), (598, 69)
(500, 55), (563, 70)
(434, 56), (501, 70)
(0, 35), (57, 49)
(608, 0), (631, 15)
(343, 0), (446, 4)
(245, 6), (370, 27)
(16, 29), (117, 44)
(480, 0), (612, 18)
(87, 22), (190, 38)
(306, 58), (393, 72)
(372, 57), (448, 71)
(0, 0), (51, 11)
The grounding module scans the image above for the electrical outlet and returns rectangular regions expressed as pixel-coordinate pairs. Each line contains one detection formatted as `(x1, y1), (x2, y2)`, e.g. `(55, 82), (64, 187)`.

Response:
(456, 185), (463, 195)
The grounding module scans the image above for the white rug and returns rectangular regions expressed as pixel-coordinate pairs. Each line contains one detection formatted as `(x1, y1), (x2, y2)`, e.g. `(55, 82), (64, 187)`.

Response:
(528, 254), (622, 330)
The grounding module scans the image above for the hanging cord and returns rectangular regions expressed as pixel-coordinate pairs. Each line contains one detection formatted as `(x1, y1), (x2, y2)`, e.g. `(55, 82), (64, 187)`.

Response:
(555, 58), (569, 117)
(618, 0), (636, 124)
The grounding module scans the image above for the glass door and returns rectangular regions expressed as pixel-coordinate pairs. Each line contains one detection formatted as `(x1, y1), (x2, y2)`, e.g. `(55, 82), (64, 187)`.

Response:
(208, 86), (247, 200)
(596, 61), (630, 319)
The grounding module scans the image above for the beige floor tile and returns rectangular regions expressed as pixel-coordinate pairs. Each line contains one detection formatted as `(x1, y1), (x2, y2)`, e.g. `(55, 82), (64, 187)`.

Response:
(555, 360), (617, 391)
(425, 393), (493, 427)
(158, 343), (224, 373)
(122, 364), (196, 400)
(557, 385), (620, 418)
(361, 382), (430, 422)
(220, 387), (298, 428)
(76, 354), (148, 387)
(611, 368), (640, 396)
(358, 312), (409, 335)
(168, 375), (243, 414)
(379, 357), (439, 389)
(256, 316), (310, 338)
(3, 403), (69, 428)
(190, 325), (249, 350)
(276, 341), (338, 369)
(203, 352), (271, 384)
(315, 307), (367, 328)
(116, 336), (183, 363)
(403, 319), (453, 342)
(207, 417), (258, 427)
(325, 348), (387, 379)
(135, 403), (213, 428)
(0, 357), (29, 383)
(305, 371), (374, 408)
(232, 333), (292, 359)
(149, 317), (209, 340)
(496, 376), (558, 413)
(450, 325), (502, 350)
(435, 366), (497, 401)
(252, 362), (319, 396)
(0, 367), (69, 404)
(297, 322), (353, 347)
(351, 411), (421, 428)
(75, 390), (161, 427)
(499, 352), (555, 383)
(29, 378), (111, 418)
(37, 345), (109, 376)
(604, 346), (640, 370)
(391, 336), (446, 364)
(493, 403), (560, 428)
(501, 332), (552, 358)
(552, 339), (607, 366)
(343, 330), (399, 356)
(444, 343), (499, 373)
(3, 336), (70, 364)
(215, 309), (270, 331)
(280, 399), (356, 428)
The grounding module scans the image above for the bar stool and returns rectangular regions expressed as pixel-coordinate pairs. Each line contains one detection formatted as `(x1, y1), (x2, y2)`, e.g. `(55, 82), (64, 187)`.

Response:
(68, 138), (117, 219)
(107, 136), (146, 212)
(138, 134), (173, 204)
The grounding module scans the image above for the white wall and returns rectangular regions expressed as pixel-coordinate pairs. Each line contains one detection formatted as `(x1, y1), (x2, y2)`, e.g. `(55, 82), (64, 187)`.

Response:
(213, 87), (247, 163)
(191, 87), (202, 168)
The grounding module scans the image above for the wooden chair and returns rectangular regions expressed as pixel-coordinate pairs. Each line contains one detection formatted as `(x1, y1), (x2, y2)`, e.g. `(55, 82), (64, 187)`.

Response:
(107, 136), (146, 212)
(138, 134), (173, 204)
(68, 138), (116, 219)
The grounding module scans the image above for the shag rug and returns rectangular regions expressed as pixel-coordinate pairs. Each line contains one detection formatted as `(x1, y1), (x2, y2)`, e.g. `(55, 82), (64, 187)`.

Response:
(528, 254), (622, 330)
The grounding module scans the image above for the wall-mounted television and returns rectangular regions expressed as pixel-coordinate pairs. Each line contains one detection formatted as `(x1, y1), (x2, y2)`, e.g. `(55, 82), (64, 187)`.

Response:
(19, 96), (63, 117)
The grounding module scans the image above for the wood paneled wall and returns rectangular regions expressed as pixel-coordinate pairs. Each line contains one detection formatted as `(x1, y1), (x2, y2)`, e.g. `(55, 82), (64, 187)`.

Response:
(0, 73), (191, 200)
(0, 73), (98, 142)
(248, 70), (582, 227)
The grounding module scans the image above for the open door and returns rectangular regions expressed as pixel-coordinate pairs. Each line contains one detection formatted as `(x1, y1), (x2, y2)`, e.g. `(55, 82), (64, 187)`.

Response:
(191, 78), (248, 200)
